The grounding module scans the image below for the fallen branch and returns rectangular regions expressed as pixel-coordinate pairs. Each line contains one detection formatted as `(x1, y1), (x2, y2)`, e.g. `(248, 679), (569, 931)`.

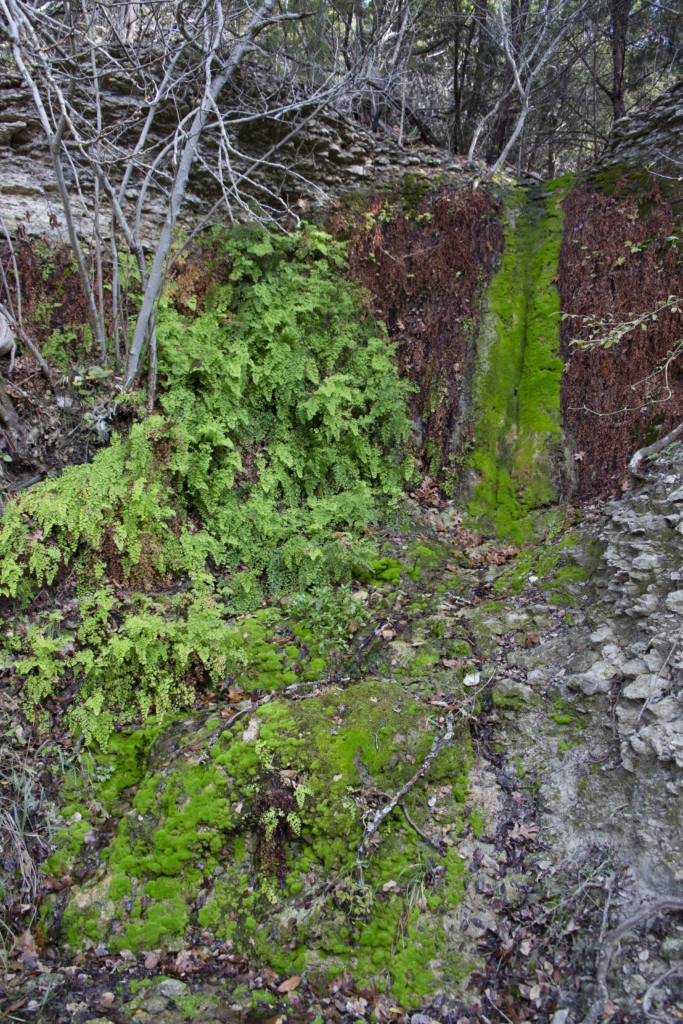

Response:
(628, 420), (683, 480)
(642, 962), (683, 1014)
(581, 898), (683, 1024)
(397, 802), (444, 852)
(356, 710), (454, 882)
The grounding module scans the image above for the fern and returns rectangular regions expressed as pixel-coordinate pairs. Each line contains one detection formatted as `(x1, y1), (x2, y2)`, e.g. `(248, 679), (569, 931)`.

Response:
(0, 224), (413, 745)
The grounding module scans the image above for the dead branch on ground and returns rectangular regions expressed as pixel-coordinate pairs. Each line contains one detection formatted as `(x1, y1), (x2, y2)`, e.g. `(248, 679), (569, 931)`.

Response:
(356, 710), (454, 883)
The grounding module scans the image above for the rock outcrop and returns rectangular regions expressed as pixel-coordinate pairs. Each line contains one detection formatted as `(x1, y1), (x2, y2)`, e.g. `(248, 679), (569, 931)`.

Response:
(0, 69), (464, 244)
(600, 80), (683, 172)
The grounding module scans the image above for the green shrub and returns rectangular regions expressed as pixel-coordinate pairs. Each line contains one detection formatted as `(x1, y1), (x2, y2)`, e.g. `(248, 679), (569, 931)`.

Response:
(157, 224), (412, 592)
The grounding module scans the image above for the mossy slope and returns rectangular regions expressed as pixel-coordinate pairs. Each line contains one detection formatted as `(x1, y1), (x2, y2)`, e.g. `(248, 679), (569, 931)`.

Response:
(467, 180), (570, 541)
(55, 677), (472, 1008)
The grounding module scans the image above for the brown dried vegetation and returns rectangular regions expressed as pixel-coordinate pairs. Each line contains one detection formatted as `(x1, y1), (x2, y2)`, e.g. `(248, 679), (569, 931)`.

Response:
(559, 176), (683, 499)
(345, 186), (503, 474)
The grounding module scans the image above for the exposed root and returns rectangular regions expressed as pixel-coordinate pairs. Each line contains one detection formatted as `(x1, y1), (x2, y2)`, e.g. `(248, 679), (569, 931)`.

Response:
(397, 801), (444, 852)
(628, 420), (683, 480)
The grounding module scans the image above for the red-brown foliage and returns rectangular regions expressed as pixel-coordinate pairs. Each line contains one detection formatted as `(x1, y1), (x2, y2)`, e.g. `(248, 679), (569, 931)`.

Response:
(344, 186), (503, 475)
(559, 178), (683, 499)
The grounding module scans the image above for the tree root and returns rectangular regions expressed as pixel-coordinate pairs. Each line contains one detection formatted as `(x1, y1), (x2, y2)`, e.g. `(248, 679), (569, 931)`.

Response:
(397, 802), (444, 852)
(581, 898), (683, 1024)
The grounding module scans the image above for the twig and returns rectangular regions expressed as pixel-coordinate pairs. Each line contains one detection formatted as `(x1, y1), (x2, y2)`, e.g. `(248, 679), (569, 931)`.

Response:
(642, 963), (683, 1014)
(356, 710), (454, 882)
(581, 898), (683, 1024)
(598, 873), (614, 943)
(397, 802), (444, 852)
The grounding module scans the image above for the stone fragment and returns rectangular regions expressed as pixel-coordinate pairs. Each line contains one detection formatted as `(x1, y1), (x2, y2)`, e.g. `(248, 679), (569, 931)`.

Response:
(571, 660), (619, 695)
(665, 591), (683, 614)
(661, 937), (683, 959)
(589, 625), (613, 643)
(156, 979), (190, 999)
(622, 658), (648, 678)
(622, 675), (663, 701)
(242, 718), (260, 743)
(631, 593), (660, 616)
(141, 994), (170, 1013)
(632, 551), (661, 571)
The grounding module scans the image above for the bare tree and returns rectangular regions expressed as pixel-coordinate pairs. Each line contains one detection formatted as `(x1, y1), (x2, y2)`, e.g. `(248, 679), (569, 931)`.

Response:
(0, 0), (423, 400)
(467, 0), (585, 176)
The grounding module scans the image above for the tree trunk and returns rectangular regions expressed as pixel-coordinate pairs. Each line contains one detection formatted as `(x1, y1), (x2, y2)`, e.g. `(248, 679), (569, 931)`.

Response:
(610, 0), (630, 121)
(124, 0), (278, 389)
(486, 0), (530, 164)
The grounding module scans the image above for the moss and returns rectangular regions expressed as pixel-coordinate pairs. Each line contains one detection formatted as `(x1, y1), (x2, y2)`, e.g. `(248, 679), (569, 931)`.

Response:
(491, 691), (528, 712)
(54, 678), (473, 1004)
(175, 994), (217, 1018)
(445, 639), (472, 658)
(590, 163), (683, 215)
(493, 531), (582, 597)
(467, 181), (570, 541)
(469, 808), (483, 837)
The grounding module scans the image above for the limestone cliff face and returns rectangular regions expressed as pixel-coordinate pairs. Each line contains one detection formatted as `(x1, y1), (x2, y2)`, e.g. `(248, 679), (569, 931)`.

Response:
(600, 80), (683, 172)
(345, 84), (683, 511)
(0, 68), (460, 243)
(3, 63), (682, 509)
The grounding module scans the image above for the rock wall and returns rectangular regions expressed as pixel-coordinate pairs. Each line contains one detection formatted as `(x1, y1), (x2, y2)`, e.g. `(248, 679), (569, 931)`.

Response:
(0, 69), (463, 244)
(571, 454), (683, 776)
(601, 80), (683, 171)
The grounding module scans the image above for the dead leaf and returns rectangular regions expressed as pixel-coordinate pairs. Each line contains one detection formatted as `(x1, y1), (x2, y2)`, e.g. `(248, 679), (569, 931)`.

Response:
(277, 976), (301, 993)
(380, 628), (396, 640)
(508, 822), (540, 842)
(42, 874), (72, 892)
(100, 992), (115, 1007)
(144, 951), (162, 970)
(574, 450), (586, 462)
(333, 774), (343, 782)
(525, 633), (540, 647)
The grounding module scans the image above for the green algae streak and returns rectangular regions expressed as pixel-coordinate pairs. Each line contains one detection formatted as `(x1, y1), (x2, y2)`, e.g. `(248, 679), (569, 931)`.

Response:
(467, 179), (571, 541)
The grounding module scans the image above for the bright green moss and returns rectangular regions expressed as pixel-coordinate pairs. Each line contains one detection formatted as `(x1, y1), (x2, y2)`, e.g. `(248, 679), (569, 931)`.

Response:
(469, 808), (483, 837)
(468, 181), (570, 541)
(55, 680), (472, 1002)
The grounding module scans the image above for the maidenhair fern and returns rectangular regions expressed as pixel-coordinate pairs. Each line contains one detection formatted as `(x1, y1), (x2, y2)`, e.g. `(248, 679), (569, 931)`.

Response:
(0, 224), (413, 745)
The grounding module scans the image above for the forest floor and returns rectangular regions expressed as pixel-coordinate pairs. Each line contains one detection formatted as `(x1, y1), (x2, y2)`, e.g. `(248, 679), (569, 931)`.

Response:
(2, 464), (682, 1024)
